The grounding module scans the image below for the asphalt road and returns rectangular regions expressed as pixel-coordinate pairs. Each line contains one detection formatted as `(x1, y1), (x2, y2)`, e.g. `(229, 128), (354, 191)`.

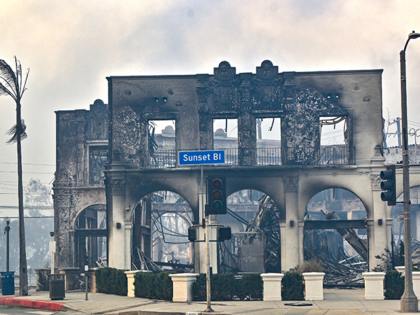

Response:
(0, 306), (80, 314)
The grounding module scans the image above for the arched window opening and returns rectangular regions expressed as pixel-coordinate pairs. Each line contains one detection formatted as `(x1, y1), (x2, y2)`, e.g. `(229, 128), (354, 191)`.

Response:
(218, 189), (282, 274)
(132, 191), (193, 272)
(74, 205), (107, 269)
(304, 188), (367, 285)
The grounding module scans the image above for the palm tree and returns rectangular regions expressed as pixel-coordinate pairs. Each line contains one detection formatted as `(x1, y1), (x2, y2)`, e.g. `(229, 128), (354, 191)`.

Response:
(0, 57), (29, 296)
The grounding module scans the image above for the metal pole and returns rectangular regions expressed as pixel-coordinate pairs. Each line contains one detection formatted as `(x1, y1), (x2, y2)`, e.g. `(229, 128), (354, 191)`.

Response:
(85, 265), (89, 301)
(202, 166), (213, 312)
(400, 47), (418, 313)
(5, 221), (10, 272)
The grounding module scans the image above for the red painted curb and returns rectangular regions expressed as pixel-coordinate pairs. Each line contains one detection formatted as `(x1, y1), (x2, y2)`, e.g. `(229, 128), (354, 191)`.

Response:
(0, 297), (64, 311)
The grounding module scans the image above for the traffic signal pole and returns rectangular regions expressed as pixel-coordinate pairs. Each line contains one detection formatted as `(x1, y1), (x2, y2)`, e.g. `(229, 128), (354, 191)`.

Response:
(201, 166), (213, 312)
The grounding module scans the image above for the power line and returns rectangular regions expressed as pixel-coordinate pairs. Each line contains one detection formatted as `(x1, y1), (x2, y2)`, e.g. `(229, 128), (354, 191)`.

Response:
(0, 162), (55, 167)
(0, 216), (54, 219)
(0, 171), (54, 175)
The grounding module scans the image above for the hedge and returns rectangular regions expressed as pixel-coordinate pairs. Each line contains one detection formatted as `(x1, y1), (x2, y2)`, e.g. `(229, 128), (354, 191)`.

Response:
(281, 272), (304, 301)
(134, 271), (174, 300)
(95, 267), (127, 296)
(237, 274), (263, 300)
(385, 270), (405, 300)
(192, 273), (263, 301)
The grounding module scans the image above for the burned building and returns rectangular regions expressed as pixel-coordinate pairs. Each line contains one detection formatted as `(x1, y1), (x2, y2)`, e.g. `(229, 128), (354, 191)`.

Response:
(54, 100), (108, 268)
(54, 60), (420, 272)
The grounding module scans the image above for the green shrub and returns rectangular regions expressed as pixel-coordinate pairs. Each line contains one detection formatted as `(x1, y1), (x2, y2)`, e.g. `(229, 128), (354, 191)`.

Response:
(192, 274), (206, 301)
(134, 271), (174, 301)
(95, 267), (127, 296)
(237, 274), (263, 300)
(135, 272), (157, 299)
(155, 272), (175, 300)
(282, 272), (304, 301)
(192, 273), (236, 301)
(212, 274), (236, 301)
(385, 270), (405, 299)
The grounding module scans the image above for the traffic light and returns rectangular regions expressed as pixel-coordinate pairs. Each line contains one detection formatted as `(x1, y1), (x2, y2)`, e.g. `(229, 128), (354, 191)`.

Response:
(188, 227), (197, 242)
(217, 227), (231, 241)
(206, 175), (227, 215)
(380, 165), (396, 206)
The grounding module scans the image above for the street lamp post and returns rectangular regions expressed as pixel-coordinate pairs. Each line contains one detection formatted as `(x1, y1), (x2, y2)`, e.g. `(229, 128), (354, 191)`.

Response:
(400, 30), (420, 313)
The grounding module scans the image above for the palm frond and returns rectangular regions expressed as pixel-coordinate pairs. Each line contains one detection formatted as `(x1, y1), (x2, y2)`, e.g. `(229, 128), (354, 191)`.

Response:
(0, 59), (17, 87)
(6, 119), (27, 144)
(0, 82), (17, 100)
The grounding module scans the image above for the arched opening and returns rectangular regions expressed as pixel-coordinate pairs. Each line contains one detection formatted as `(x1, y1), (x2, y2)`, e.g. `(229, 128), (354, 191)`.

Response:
(391, 186), (420, 266)
(304, 188), (368, 284)
(131, 191), (193, 271)
(218, 189), (282, 274)
(74, 204), (107, 268)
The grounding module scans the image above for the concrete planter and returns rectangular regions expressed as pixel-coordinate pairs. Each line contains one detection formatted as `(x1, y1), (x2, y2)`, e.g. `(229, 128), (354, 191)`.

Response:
(88, 268), (97, 293)
(302, 272), (325, 300)
(412, 272), (420, 298)
(261, 273), (284, 301)
(35, 268), (51, 291)
(125, 270), (151, 297)
(169, 273), (198, 302)
(363, 272), (385, 300)
(58, 267), (80, 291)
(395, 266), (405, 275)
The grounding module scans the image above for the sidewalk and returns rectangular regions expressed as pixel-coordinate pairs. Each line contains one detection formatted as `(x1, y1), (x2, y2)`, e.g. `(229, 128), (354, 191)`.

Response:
(0, 288), (419, 315)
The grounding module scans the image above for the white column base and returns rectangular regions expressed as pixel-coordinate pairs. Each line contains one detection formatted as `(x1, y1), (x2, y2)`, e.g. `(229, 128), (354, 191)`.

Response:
(303, 272), (325, 300)
(412, 272), (420, 298)
(125, 270), (151, 297)
(363, 272), (385, 300)
(395, 266), (405, 276)
(261, 273), (283, 301)
(169, 273), (198, 302)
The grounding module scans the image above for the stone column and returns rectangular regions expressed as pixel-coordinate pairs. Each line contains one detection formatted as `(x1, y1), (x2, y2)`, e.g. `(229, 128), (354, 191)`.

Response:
(279, 221), (287, 271)
(363, 272), (385, 300)
(298, 220), (305, 264)
(169, 273), (199, 302)
(261, 273), (283, 301)
(282, 176), (300, 271)
(109, 178), (126, 269)
(124, 222), (133, 270)
(370, 173), (389, 269)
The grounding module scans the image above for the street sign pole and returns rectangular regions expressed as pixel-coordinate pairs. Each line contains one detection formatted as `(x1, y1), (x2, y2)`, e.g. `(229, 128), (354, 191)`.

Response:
(202, 166), (213, 312)
(180, 150), (225, 312)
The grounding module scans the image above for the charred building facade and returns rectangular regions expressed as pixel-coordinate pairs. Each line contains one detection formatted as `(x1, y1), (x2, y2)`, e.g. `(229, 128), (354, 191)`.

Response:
(54, 61), (420, 272)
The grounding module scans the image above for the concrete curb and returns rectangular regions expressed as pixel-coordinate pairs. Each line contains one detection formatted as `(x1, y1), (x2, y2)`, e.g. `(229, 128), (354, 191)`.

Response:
(0, 297), (65, 311)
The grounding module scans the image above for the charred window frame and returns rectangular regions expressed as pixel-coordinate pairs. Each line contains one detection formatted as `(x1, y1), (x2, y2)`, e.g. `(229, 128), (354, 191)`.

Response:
(89, 145), (108, 185)
(255, 116), (282, 166)
(147, 119), (176, 168)
(319, 116), (350, 165)
(75, 205), (107, 268)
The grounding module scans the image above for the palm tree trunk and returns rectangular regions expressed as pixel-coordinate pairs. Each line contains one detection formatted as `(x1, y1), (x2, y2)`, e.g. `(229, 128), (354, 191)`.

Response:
(17, 100), (28, 296)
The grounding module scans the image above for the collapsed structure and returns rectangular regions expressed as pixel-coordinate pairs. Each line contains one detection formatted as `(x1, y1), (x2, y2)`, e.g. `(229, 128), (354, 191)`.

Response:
(53, 60), (420, 273)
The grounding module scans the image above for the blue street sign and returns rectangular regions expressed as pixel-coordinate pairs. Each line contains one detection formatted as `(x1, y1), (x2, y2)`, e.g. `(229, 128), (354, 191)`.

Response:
(178, 150), (225, 166)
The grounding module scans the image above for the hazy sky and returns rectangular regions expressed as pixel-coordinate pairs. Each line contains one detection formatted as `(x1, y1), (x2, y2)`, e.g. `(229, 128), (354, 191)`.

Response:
(0, 0), (420, 206)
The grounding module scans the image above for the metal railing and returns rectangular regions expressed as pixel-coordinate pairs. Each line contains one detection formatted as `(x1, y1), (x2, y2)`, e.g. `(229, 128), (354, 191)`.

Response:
(257, 148), (282, 166)
(319, 145), (348, 165)
(147, 145), (348, 168)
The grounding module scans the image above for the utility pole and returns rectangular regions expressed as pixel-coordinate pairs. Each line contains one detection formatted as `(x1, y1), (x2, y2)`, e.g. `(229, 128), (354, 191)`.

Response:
(399, 30), (420, 313)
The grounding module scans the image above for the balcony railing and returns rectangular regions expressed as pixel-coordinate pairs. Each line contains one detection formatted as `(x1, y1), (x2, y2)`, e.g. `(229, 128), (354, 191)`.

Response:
(319, 145), (348, 165)
(147, 145), (348, 168)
